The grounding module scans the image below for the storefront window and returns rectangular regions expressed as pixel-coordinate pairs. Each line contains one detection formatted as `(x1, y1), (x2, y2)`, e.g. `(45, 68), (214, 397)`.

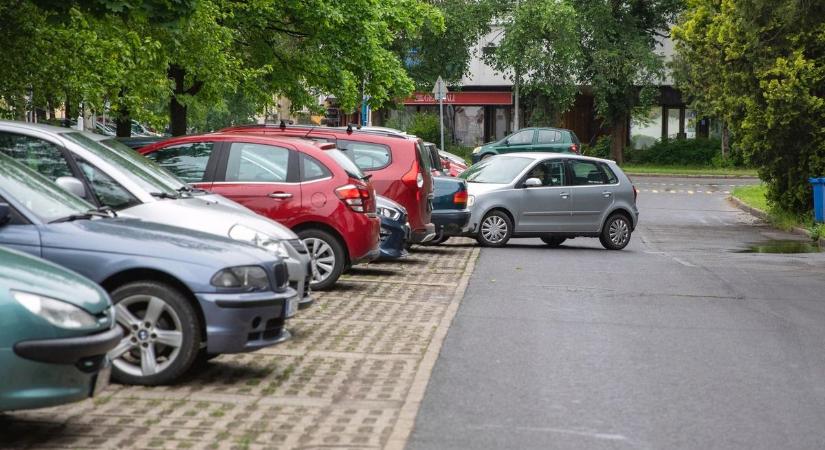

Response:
(453, 106), (484, 146)
(685, 109), (697, 139)
(630, 107), (662, 149)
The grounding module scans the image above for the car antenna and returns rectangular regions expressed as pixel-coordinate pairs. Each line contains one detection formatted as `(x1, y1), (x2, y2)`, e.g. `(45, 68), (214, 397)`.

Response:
(279, 120), (286, 130)
(346, 123), (353, 134)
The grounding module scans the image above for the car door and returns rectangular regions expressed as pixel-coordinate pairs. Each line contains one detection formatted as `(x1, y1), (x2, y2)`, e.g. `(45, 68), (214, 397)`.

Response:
(567, 159), (616, 232)
(534, 129), (564, 153)
(0, 196), (42, 256)
(515, 159), (573, 232)
(499, 129), (536, 155)
(144, 141), (217, 190)
(209, 141), (302, 228)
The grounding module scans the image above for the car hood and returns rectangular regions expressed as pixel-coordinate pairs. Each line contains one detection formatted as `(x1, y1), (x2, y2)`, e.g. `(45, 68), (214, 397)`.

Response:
(0, 246), (109, 314)
(42, 217), (275, 269)
(124, 194), (299, 241)
(466, 182), (510, 197)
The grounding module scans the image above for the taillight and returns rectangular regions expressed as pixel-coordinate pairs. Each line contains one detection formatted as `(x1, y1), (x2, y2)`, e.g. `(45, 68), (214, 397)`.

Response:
(453, 190), (468, 207)
(403, 160), (424, 188)
(443, 159), (451, 170)
(335, 183), (374, 213)
(633, 185), (638, 202)
(569, 144), (580, 154)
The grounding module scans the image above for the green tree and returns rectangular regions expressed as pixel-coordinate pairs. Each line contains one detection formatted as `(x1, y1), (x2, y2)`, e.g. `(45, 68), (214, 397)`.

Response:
(673, 0), (825, 214)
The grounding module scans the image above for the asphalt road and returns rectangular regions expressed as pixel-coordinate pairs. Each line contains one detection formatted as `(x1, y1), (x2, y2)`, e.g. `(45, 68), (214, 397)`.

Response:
(408, 176), (825, 450)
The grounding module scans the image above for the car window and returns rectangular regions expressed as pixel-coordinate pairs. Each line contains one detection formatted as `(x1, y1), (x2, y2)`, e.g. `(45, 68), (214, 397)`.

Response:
(416, 141), (432, 172)
(98, 138), (187, 191)
(600, 163), (619, 184)
(426, 144), (443, 171)
(147, 142), (214, 183)
(570, 160), (610, 185)
(337, 140), (391, 170)
(526, 160), (566, 186)
(325, 148), (367, 180)
(460, 156), (533, 184)
(537, 130), (561, 144)
(226, 143), (290, 183)
(507, 130), (534, 145)
(301, 153), (331, 181)
(0, 132), (73, 180)
(75, 158), (141, 210)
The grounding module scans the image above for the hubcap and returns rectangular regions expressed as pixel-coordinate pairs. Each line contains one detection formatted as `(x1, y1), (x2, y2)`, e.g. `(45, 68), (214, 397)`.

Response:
(109, 295), (183, 378)
(609, 218), (630, 246)
(481, 216), (508, 243)
(303, 237), (335, 283)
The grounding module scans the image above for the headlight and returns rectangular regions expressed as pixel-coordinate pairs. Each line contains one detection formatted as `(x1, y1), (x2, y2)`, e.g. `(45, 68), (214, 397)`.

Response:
(211, 266), (270, 291)
(467, 195), (475, 207)
(472, 146), (482, 154)
(229, 224), (290, 258)
(377, 206), (402, 221)
(12, 290), (98, 329)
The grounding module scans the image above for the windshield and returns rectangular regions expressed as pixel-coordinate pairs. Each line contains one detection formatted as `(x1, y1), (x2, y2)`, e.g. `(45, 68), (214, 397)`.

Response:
(0, 153), (93, 222)
(326, 148), (367, 180)
(460, 156), (533, 184)
(63, 133), (182, 197)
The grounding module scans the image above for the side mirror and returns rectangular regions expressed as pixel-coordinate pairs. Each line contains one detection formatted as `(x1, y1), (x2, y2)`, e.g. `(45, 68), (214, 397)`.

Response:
(524, 178), (542, 188)
(503, 139), (510, 146)
(55, 177), (86, 198)
(0, 203), (10, 226)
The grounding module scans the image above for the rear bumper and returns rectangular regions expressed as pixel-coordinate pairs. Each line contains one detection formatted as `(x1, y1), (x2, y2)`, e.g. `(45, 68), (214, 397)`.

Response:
(196, 288), (297, 354)
(432, 210), (471, 235)
(343, 214), (381, 265)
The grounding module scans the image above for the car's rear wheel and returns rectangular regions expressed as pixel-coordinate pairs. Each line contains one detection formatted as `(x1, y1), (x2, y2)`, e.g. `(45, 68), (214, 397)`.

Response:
(540, 237), (566, 247)
(477, 210), (512, 247)
(299, 229), (345, 291)
(600, 213), (632, 250)
(108, 281), (201, 386)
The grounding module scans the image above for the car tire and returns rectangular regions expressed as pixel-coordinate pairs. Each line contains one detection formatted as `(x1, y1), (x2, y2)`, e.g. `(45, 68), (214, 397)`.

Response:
(193, 349), (220, 369)
(298, 229), (345, 291)
(476, 210), (512, 247)
(540, 237), (566, 247)
(108, 281), (201, 386)
(600, 213), (632, 250)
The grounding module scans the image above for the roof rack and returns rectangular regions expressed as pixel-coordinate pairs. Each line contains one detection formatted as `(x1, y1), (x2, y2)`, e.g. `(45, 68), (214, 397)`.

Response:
(225, 123), (410, 140)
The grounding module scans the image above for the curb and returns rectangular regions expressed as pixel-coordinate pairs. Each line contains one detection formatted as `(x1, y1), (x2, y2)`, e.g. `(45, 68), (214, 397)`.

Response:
(728, 195), (824, 247)
(385, 245), (481, 450)
(627, 172), (759, 180)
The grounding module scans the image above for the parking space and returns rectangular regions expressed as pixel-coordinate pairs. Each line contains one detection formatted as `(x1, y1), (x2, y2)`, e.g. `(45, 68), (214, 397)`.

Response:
(0, 241), (479, 450)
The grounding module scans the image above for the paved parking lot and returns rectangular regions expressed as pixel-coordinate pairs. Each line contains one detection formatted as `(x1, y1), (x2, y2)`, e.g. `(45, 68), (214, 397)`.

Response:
(0, 241), (479, 450)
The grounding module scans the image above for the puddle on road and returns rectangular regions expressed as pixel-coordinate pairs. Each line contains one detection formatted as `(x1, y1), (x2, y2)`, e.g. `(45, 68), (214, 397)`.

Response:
(737, 240), (822, 254)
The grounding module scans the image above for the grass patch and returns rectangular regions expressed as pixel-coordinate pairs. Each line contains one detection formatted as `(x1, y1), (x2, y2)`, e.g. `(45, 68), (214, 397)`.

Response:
(732, 184), (825, 240)
(621, 164), (758, 177)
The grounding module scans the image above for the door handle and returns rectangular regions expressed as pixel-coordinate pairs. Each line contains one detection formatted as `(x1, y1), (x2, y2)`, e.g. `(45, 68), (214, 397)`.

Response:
(268, 192), (293, 199)
(602, 191), (613, 198)
(560, 192), (569, 199)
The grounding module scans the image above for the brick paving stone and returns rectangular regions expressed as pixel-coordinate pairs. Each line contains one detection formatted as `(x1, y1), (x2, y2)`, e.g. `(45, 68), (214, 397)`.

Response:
(0, 239), (478, 450)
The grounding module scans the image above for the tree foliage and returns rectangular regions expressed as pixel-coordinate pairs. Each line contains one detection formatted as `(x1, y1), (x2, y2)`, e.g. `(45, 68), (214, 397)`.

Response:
(673, 0), (825, 214)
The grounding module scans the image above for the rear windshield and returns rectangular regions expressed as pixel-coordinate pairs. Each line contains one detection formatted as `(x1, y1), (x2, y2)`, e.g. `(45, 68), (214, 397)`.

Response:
(325, 148), (367, 180)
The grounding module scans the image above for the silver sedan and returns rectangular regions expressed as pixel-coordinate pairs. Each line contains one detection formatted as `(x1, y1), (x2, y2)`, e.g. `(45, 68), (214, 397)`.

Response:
(461, 153), (639, 249)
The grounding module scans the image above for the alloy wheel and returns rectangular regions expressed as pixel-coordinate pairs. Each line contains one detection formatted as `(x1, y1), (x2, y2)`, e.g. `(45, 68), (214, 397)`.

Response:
(109, 295), (183, 378)
(304, 237), (336, 284)
(481, 215), (508, 244)
(609, 217), (630, 247)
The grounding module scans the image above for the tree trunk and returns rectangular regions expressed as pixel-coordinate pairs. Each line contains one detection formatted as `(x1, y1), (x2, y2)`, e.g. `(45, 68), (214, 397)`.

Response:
(609, 114), (626, 164)
(64, 93), (74, 127)
(115, 108), (132, 138)
(168, 64), (203, 136)
(721, 122), (729, 158)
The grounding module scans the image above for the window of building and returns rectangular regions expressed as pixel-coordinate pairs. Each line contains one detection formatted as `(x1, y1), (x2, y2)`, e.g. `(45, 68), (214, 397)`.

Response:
(630, 107), (663, 149)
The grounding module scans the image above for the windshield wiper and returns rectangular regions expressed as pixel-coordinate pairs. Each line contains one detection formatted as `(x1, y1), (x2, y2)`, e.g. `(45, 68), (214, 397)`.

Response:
(177, 185), (206, 196)
(50, 209), (112, 224)
(150, 191), (181, 199)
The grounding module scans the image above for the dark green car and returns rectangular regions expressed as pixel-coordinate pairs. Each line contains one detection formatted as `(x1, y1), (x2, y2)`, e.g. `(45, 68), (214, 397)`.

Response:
(0, 245), (121, 412)
(470, 127), (581, 163)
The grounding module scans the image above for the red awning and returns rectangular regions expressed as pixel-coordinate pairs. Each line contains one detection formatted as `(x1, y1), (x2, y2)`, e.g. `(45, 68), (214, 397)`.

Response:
(404, 91), (512, 106)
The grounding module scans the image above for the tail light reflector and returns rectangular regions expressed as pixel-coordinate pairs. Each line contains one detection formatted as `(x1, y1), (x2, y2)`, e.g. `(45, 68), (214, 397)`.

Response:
(403, 160), (424, 188)
(453, 190), (468, 207)
(335, 182), (375, 213)
(569, 144), (580, 154)
(633, 185), (638, 202)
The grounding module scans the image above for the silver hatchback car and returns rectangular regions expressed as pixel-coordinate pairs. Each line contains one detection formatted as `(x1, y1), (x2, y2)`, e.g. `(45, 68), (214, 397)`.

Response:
(461, 153), (639, 249)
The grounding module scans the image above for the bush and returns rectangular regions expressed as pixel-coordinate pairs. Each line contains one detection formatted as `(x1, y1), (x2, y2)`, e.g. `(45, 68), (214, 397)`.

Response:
(405, 113), (440, 144)
(445, 144), (474, 164)
(582, 135), (611, 159)
(626, 138), (721, 166)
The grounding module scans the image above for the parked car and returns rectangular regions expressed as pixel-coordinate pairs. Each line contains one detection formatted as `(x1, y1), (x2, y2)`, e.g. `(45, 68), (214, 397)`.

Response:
(138, 133), (380, 290)
(0, 246), (121, 412)
(460, 153), (638, 249)
(376, 195), (409, 260)
(0, 154), (298, 385)
(0, 121), (314, 310)
(471, 127), (581, 163)
(439, 149), (468, 177)
(427, 176), (471, 245)
(220, 124), (436, 244)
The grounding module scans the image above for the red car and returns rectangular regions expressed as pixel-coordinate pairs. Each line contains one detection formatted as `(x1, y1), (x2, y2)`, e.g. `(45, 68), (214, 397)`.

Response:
(222, 125), (436, 244)
(139, 133), (380, 290)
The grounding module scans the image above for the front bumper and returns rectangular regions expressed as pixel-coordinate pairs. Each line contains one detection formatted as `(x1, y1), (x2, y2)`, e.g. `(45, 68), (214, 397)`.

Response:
(286, 257), (314, 311)
(14, 327), (122, 369)
(432, 209), (471, 235)
(196, 288), (297, 354)
(378, 219), (410, 260)
(410, 222), (437, 244)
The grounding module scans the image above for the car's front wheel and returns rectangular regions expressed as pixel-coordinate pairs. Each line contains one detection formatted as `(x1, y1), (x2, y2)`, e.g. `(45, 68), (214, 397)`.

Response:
(108, 281), (201, 386)
(540, 237), (566, 247)
(477, 210), (512, 247)
(600, 213), (632, 250)
(298, 229), (345, 291)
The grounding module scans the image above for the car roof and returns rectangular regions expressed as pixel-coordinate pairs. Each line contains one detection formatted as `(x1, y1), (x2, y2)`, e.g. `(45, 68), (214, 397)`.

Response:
(141, 132), (336, 151)
(495, 152), (615, 164)
(0, 119), (77, 135)
(222, 124), (420, 144)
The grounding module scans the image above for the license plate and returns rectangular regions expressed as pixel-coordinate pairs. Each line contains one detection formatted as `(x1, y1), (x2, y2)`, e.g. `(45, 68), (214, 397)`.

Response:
(92, 364), (111, 397)
(285, 296), (298, 318)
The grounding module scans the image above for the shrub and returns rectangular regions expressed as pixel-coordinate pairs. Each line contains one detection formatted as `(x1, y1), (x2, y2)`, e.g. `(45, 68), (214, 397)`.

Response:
(582, 135), (611, 159)
(405, 113), (440, 144)
(626, 138), (721, 166)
